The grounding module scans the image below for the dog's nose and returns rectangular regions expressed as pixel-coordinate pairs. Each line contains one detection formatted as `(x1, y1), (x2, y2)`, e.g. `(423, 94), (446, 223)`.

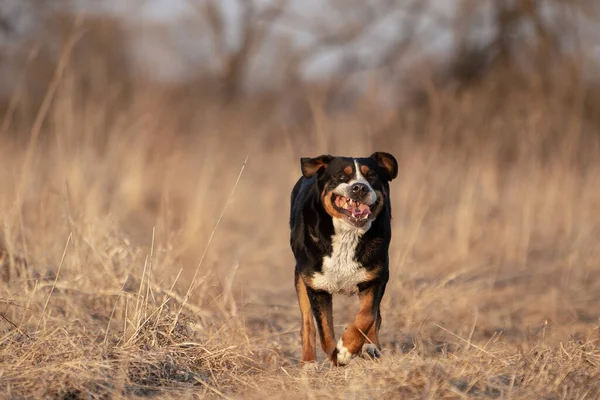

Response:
(351, 183), (369, 195)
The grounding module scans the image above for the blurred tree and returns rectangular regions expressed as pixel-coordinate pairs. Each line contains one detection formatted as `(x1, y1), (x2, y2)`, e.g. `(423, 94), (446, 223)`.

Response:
(0, 2), (133, 139)
(450, 0), (599, 86)
(0, 0), (598, 117)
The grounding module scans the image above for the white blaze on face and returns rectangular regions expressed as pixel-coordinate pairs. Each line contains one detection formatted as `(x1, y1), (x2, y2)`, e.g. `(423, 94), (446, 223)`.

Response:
(353, 160), (368, 182)
(330, 160), (377, 205)
(348, 160), (377, 205)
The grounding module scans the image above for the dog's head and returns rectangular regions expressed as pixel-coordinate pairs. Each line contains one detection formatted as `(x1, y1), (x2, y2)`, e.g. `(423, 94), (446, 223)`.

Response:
(300, 152), (398, 229)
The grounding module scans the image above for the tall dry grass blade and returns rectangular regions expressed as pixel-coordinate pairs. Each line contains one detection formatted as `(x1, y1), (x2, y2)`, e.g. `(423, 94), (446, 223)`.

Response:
(466, 308), (478, 353)
(36, 232), (72, 331)
(103, 274), (134, 346)
(135, 254), (150, 328)
(0, 312), (31, 339)
(145, 227), (156, 307)
(18, 279), (37, 331)
(434, 323), (509, 365)
(222, 263), (240, 317)
(172, 154), (249, 331)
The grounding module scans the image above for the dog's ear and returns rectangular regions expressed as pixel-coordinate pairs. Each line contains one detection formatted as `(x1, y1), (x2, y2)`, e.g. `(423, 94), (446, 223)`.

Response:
(370, 152), (398, 181)
(301, 155), (333, 178)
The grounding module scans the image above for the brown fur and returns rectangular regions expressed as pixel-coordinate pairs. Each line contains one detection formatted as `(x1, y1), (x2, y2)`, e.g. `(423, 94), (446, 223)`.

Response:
(295, 277), (316, 363)
(371, 152), (398, 180)
(338, 288), (377, 357)
(321, 185), (343, 219)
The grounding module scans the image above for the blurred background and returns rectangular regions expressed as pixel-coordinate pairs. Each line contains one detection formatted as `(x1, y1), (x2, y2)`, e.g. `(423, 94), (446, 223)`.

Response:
(1, 1), (600, 396)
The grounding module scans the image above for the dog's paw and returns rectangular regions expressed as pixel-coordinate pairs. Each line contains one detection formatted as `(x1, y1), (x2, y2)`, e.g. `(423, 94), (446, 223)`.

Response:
(360, 343), (382, 360)
(336, 339), (357, 366)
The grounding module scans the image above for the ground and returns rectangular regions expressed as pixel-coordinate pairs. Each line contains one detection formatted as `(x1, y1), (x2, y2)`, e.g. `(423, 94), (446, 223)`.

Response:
(1, 84), (600, 399)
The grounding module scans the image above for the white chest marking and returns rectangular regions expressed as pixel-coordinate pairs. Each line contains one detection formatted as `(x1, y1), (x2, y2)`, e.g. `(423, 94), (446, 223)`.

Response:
(311, 219), (370, 295)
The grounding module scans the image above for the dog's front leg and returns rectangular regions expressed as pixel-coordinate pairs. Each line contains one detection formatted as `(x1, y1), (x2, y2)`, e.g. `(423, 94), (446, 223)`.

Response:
(295, 274), (317, 363)
(306, 286), (338, 363)
(336, 279), (387, 366)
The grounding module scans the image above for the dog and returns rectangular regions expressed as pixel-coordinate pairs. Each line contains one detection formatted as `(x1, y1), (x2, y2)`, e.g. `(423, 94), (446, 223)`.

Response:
(289, 152), (398, 366)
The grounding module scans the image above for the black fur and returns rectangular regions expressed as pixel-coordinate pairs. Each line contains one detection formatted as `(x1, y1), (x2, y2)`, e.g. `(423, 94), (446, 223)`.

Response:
(289, 152), (397, 364)
(290, 154), (395, 276)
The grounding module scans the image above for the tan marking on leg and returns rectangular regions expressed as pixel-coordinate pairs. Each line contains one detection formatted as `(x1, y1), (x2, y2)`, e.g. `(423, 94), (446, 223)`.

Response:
(361, 269), (382, 349)
(336, 288), (377, 365)
(296, 276), (316, 363)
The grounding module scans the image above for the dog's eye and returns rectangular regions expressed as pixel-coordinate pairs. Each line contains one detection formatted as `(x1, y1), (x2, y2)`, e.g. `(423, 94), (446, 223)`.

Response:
(337, 173), (348, 181)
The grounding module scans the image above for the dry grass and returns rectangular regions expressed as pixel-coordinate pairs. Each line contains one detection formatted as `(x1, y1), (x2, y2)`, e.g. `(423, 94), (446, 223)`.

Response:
(1, 55), (600, 399)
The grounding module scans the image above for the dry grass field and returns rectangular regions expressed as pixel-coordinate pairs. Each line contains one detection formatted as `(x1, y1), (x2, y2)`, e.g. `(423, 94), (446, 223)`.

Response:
(1, 48), (600, 398)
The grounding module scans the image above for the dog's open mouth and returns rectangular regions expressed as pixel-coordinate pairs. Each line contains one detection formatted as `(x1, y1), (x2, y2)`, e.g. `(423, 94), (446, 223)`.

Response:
(333, 194), (372, 224)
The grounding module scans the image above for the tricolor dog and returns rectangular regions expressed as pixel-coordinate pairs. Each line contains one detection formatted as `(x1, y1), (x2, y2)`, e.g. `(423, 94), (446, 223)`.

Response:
(289, 152), (398, 366)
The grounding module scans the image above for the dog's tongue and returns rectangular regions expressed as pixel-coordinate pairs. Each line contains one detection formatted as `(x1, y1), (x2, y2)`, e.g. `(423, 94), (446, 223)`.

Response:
(334, 196), (372, 218)
(349, 202), (371, 217)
